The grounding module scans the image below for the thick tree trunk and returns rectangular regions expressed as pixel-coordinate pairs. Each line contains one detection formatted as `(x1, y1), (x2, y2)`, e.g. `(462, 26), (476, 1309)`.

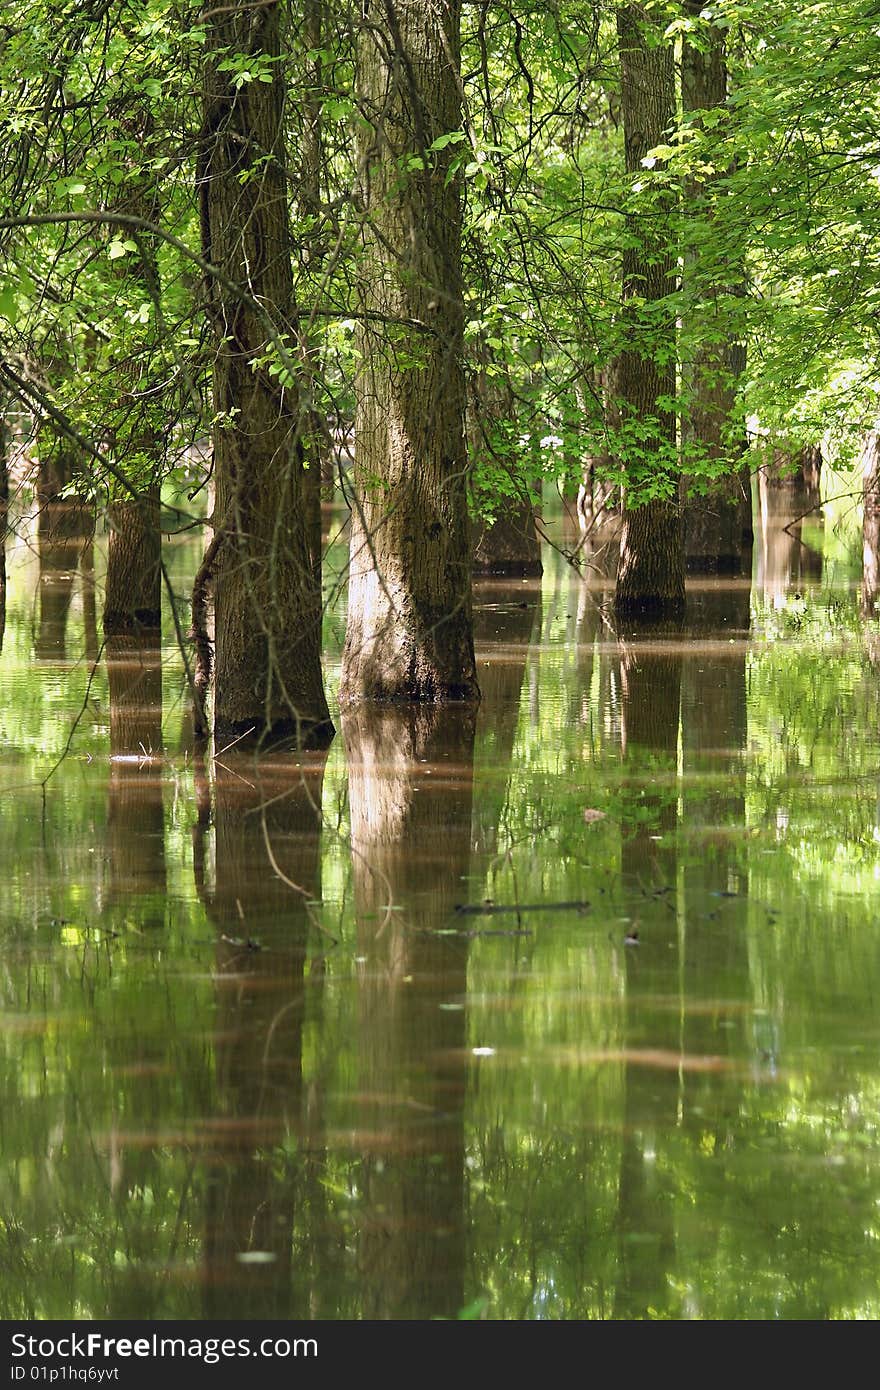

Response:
(680, 7), (752, 575)
(103, 491), (162, 632)
(340, 0), (479, 704)
(614, 5), (684, 617)
(201, 0), (332, 747)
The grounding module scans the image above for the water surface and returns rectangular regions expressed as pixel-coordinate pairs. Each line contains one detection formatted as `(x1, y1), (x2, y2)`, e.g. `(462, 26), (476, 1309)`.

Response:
(2, 499), (880, 1320)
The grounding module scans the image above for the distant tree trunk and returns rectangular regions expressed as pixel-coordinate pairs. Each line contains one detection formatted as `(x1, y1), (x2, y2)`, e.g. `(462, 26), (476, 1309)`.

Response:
(614, 5), (684, 618)
(862, 430), (880, 618)
(298, 0), (330, 578)
(340, 0), (479, 704)
(757, 440), (822, 515)
(576, 365), (620, 535)
(103, 492), (162, 631)
(201, 0), (332, 746)
(680, 4), (752, 575)
(103, 105), (163, 635)
(469, 352), (542, 577)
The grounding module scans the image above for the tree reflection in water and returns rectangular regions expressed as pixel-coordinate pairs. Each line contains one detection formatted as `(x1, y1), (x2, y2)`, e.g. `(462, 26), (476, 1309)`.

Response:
(194, 748), (328, 1318)
(344, 706), (476, 1320)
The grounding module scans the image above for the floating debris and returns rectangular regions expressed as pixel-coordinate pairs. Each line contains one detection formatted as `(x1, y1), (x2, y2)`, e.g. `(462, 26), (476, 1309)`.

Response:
(453, 901), (589, 917)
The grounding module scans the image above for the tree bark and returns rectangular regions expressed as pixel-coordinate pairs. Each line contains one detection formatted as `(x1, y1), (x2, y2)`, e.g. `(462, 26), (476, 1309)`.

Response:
(340, 0), (479, 704)
(614, 5), (684, 618)
(680, 4), (752, 574)
(103, 492), (162, 632)
(103, 105), (164, 635)
(201, 0), (332, 747)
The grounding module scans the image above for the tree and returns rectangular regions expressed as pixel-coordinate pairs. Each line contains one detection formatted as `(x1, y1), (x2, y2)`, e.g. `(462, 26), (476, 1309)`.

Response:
(339, 0), (479, 704)
(198, 0), (332, 746)
(613, 3), (684, 618)
(679, 0), (752, 576)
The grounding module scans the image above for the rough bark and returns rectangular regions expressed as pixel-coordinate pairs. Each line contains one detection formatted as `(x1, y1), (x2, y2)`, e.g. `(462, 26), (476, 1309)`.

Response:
(103, 106), (164, 635)
(340, 0), (479, 704)
(614, 5), (685, 617)
(201, 0), (332, 747)
(103, 491), (162, 632)
(680, 6), (752, 575)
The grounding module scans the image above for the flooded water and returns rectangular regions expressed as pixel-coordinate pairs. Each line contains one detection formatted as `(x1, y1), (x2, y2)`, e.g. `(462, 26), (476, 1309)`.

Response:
(3, 496), (880, 1320)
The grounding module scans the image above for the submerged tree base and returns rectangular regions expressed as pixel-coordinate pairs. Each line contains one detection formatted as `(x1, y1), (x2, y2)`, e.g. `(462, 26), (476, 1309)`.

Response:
(614, 593), (687, 621)
(103, 607), (162, 634)
(212, 714), (335, 754)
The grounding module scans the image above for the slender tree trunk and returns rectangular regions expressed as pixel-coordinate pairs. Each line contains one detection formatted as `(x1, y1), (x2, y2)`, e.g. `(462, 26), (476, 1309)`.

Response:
(469, 350), (542, 577)
(340, 0), (479, 704)
(201, 0), (332, 746)
(576, 365), (620, 534)
(614, 5), (684, 618)
(680, 4), (753, 575)
(299, 0), (331, 579)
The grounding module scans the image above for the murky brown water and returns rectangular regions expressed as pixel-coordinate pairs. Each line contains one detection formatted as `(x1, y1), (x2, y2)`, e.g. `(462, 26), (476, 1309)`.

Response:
(2, 496), (880, 1319)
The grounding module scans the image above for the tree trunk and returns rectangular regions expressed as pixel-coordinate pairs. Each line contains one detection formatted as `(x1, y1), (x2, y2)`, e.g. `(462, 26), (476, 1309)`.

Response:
(576, 365), (620, 535)
(469, 356), (542, 577)
(679, 2), (753, 575)
(103, 491), (162, 632)
(340, 0), (479, 704)
(614, 4), (684, 617)
(201, 0), (332, 747)
(103, 105), (164, 635)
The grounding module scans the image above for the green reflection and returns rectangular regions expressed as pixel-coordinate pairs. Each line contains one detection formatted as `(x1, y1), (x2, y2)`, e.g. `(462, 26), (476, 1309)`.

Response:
(2, 514), (880, 1318)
